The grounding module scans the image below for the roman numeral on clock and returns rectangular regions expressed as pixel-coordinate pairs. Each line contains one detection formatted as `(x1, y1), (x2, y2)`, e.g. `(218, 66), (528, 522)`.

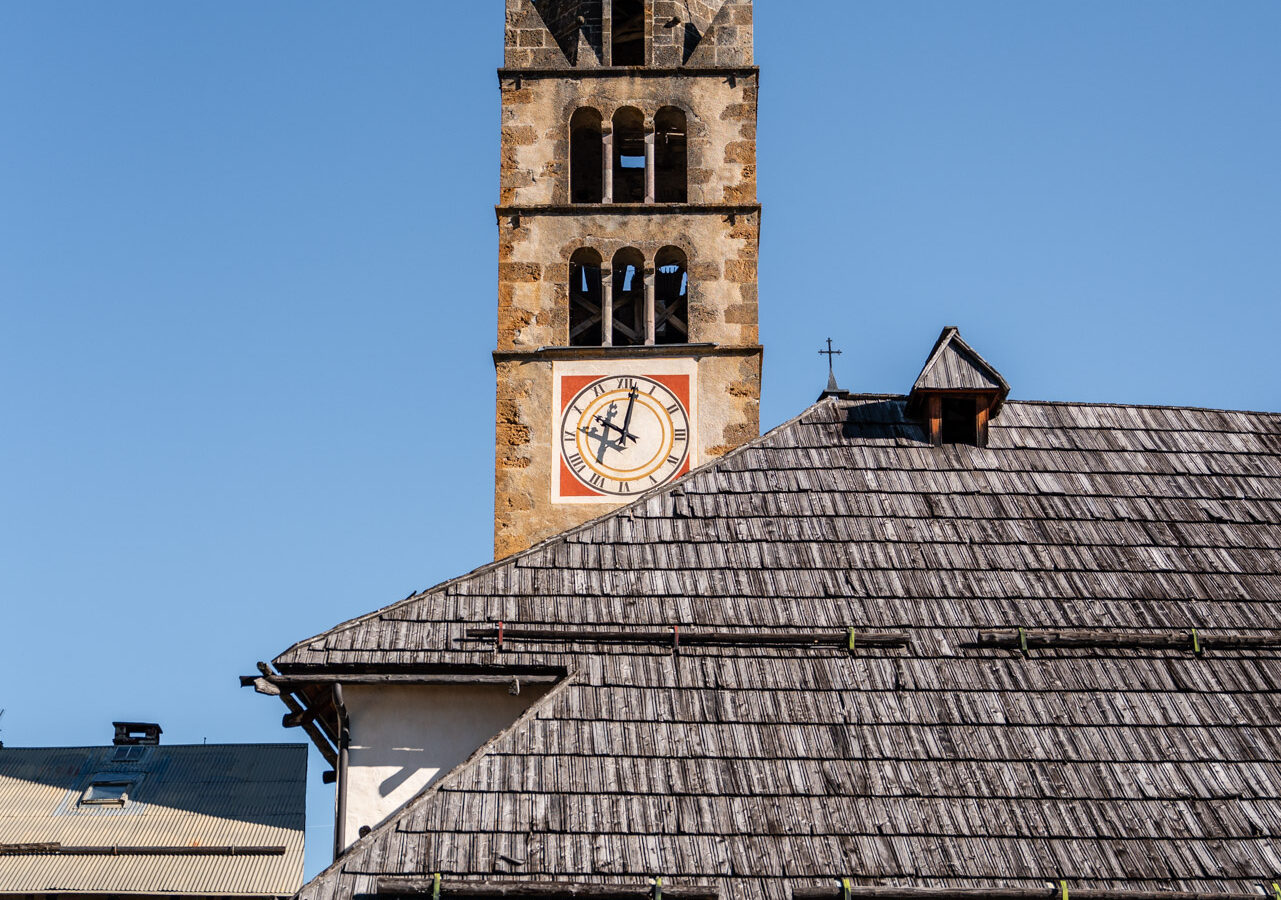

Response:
(566, 453), (586, 473)
(674, 428), (687, 441)
(588, 473), (606, 489)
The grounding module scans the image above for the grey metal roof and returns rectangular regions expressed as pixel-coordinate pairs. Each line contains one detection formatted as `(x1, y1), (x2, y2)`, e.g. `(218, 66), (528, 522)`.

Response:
(276, 394), (1281, 900)
(0, 743), (306, 897)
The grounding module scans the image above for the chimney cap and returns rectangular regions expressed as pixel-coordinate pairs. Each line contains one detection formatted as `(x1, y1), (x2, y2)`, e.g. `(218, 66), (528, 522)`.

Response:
(113, 722), (163, 746)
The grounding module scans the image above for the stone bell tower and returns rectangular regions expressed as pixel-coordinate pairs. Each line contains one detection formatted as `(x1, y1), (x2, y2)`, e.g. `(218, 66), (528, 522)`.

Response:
(494, 0), (762, 558)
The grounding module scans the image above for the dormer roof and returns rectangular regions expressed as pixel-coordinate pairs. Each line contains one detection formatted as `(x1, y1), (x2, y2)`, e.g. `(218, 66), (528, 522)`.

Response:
(907, 325), (1010, 416)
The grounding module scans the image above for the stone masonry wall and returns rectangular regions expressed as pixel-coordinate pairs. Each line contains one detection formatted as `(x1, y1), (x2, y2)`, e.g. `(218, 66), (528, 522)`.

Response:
(505, 0), (753, 69)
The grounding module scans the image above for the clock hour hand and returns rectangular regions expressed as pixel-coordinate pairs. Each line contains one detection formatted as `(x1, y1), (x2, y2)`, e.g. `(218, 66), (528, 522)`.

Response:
(593, 415), (638, 444)
(592, 401), (638, 444)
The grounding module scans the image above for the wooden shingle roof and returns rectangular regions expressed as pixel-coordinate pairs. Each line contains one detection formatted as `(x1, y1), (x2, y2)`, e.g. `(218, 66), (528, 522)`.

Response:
(280, 395), (1281, 900)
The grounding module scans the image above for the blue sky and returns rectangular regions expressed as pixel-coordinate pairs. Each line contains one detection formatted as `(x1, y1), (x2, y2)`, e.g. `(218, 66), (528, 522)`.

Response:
(2, 0), (1278, 879)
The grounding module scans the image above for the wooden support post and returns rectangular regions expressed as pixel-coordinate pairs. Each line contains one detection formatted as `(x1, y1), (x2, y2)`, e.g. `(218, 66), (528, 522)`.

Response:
(976, 398), (990, 448)
(257, 662), (338, 768)
(282, 705), (320, 730)
(928, 395), (942, 447)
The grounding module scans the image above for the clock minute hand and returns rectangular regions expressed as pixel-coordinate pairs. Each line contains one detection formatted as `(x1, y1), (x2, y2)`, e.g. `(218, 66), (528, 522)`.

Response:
(619, 387), (638, 446)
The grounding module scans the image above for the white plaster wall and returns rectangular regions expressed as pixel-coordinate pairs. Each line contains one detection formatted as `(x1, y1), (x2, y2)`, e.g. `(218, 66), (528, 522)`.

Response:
(340, 684), (548, 848)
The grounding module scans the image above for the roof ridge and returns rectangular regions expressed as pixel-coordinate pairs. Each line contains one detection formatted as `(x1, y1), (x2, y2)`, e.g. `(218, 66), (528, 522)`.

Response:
(271, 399), (841, 668)
(292, 667), (582, 897)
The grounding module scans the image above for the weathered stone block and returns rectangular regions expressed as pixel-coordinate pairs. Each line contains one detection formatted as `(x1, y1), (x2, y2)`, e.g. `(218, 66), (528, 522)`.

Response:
(499, 262), (543, 282)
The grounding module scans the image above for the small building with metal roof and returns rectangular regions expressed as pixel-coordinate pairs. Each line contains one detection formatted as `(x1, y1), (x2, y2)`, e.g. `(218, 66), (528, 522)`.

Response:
(0, 724), (306, 900)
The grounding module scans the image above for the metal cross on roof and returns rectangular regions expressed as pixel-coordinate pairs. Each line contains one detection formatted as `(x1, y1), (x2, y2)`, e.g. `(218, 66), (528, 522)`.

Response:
(819, 338), (843, 375)
(819, 338), (844, 396)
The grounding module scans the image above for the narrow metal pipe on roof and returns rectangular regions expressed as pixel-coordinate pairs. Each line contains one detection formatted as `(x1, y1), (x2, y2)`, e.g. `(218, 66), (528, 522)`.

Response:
(332, 683), (351, 861)
(791, 888), (1266, 900)
(0, 843), (286, 856)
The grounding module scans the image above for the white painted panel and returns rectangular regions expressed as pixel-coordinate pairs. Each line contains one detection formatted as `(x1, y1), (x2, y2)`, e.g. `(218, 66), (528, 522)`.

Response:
(341, 684), (548, 847)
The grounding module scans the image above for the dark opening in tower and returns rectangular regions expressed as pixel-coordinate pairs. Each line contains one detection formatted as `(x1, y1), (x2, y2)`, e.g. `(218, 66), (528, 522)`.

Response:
(612, 107), (646, 204)
(611, 248), (646, 346)
(569, 249), (604, 346)
(570, 108), (604, 204)
(654, 247), (689, 345)
(611, 0), (645, 66)
(654, 107), (687, 203)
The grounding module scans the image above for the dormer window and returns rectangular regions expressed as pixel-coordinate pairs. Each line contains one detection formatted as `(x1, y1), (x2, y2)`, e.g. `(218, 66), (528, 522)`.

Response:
(80, 774), (143, 807)
(907, 327), (1010, 448)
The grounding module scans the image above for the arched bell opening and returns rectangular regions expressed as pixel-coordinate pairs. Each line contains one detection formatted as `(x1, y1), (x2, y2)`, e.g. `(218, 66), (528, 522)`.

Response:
(569, 108), (604, 204)
(569, 249), (605, 347)
(654, 107), (688, 204)
(611, 0), (646, 66)
(611, 107), (646, 204)
(610, 248), (646, 347)
(654, 246), (689, 345)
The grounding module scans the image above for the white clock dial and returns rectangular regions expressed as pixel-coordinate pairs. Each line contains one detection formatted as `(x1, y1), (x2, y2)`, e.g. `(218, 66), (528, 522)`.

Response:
(560, 375), (691, 497)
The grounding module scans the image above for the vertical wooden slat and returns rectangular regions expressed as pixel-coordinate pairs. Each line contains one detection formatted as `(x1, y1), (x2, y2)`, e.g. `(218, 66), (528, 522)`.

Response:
(929, 395), (942, 447)
(976, 399), (991, 448)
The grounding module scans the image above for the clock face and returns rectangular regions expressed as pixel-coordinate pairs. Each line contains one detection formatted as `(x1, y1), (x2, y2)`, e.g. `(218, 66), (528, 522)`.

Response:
(558, 374), (692, 498)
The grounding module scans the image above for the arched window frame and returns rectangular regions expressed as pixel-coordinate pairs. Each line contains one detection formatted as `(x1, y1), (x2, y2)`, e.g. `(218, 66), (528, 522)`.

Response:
(567, 247), (692, 348)
(579, 106), (688, 205)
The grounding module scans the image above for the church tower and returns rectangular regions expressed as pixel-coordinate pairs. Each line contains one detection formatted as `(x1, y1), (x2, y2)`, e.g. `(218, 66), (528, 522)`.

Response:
(494, 0), (762, 557)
